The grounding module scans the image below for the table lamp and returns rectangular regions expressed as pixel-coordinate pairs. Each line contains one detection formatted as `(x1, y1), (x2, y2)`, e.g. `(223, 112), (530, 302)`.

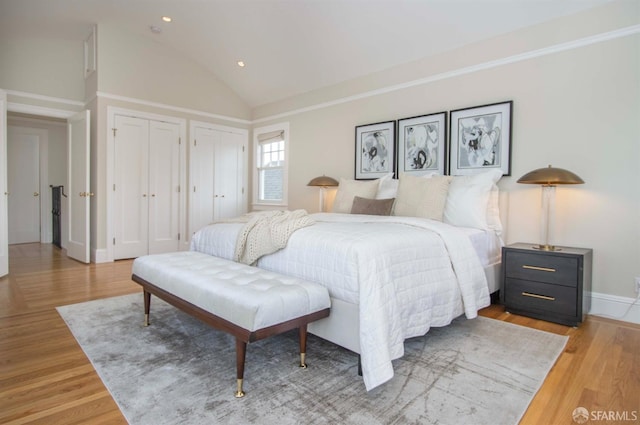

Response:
(517, 165), (584, 251)
(307, 175), (339, 212)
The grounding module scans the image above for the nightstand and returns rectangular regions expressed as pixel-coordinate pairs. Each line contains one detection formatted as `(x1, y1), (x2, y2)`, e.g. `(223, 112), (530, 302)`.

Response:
(501, 243), (592, 326)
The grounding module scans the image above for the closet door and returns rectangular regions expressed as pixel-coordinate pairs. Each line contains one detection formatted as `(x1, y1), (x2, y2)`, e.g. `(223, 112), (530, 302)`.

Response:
(148, 120), (181, 254)
(189, 127), (218, 236)
(113, 115), (149, 259)
(189, 126), (246, 238)
(214, 133), (245, 220)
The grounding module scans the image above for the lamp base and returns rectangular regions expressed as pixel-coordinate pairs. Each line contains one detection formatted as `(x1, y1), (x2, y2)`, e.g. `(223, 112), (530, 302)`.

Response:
(532, 244), (562, 252)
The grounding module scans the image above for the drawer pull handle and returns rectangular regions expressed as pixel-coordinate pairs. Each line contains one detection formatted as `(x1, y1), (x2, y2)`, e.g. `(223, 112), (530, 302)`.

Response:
(522, 265), (556, 273)
(522, 292), (556, 301)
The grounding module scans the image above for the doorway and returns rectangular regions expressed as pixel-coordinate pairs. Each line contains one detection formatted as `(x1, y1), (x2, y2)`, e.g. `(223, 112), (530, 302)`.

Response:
(6, 113), (67, 247)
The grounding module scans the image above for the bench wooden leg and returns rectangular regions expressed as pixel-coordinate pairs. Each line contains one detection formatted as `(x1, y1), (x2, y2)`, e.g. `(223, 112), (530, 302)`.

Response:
(235, 339), (246, 398)
(299, 324), (308, 369)
(143, 291), (151, 327)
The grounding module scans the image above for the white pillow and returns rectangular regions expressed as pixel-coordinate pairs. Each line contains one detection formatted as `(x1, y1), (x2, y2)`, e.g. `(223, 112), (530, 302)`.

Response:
(486, 184), (503, 236)
(443, 169), (502, 229)
(377, 171), (439, 199)
(376, 173), (399, 199)
(393, 174), (452, 221)
(332, 178), (380, 213)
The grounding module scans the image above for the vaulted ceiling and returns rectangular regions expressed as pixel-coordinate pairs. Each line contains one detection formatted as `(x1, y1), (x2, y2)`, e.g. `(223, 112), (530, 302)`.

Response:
(0, 0), (612, 107)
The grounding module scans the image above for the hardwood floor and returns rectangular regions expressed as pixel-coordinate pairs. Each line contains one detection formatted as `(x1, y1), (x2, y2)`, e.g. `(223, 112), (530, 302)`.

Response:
(1, 244), (638, 424)
(1, 244), (137, 425)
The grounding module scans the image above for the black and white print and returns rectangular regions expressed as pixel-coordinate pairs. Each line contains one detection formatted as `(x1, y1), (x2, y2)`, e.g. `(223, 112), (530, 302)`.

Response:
(355, 121), (396, 179)
(397, 112), (446, 176)
(449, 101), (512, 176)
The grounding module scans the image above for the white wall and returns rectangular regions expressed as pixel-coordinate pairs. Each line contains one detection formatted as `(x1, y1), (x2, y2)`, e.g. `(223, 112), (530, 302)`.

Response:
(251, 1), (640, 300)
(96, 24), (251, 121)
(0, 38), (85, 101)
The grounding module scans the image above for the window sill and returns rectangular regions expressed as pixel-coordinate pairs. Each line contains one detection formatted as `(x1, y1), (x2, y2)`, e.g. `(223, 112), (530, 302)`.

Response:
(252, 203), (288, 211)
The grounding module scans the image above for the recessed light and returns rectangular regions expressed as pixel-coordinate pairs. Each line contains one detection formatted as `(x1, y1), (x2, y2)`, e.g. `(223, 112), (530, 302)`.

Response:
(162, 16), (172, 23)
(237, 61), (246, 67)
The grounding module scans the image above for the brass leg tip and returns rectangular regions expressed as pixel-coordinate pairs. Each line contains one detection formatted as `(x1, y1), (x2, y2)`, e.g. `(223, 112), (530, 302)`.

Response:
(143, 314), (150, 327)
(299, 353), (307, 368)
(235, 379), (245, 398)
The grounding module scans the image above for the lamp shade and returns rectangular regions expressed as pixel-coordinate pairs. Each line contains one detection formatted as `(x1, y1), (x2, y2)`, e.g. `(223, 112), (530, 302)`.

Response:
(517, 165), (584, 186)
(307, 175), (339, 187)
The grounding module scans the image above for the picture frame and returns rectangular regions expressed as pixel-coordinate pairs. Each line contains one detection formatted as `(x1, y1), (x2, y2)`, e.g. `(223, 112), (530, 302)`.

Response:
(355, 120), (396, 179)
(449, 101), (512, 176)
(397, 112), (447, 176)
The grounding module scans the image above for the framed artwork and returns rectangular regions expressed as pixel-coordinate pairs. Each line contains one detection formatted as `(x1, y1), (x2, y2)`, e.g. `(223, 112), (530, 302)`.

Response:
(397, 112), (447, 176)
(449, 101), (513, 176)
(355, 120), (396, 179)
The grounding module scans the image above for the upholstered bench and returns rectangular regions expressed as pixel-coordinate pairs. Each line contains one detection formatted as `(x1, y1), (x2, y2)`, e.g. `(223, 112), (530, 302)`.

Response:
(131, 251), (331, 398)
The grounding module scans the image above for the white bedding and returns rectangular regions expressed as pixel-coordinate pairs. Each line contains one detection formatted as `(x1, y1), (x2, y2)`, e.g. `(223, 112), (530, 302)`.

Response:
(190, 212), (491, 390)
(458, 226), (503, 268)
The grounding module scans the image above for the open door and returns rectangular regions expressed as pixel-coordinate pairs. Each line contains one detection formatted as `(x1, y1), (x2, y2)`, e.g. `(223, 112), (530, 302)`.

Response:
(0, 90), (8, 276)
(67, 110), (90, 263)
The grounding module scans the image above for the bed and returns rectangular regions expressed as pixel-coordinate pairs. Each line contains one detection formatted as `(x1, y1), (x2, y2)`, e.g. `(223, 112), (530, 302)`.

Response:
(190, 170), (507, 391)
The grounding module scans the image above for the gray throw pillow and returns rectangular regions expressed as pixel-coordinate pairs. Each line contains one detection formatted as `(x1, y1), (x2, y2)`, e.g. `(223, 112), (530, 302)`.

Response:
(351, 196), (395, 216)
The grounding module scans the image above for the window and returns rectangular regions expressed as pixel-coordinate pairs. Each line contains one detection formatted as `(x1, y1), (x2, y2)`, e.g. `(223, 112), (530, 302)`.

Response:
(258, 136), (284, 201)
(253, 123), (288, 207)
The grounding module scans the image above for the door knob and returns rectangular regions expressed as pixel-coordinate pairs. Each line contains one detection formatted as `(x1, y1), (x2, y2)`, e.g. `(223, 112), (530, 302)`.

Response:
(34, 192), (40, 197)
(79, 192), (85, 197)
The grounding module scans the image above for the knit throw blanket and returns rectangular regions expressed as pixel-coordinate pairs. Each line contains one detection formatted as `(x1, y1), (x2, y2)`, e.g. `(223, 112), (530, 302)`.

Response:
(230, 210), (315, 265)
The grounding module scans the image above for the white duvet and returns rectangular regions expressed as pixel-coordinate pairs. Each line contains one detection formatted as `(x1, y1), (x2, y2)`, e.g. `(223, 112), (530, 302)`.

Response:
(190, 212), (491, 390)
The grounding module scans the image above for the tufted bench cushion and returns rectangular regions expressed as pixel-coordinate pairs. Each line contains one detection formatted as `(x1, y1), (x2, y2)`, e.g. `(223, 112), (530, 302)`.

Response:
(132, 251), (330, 331)
(131, 251), (330, 397)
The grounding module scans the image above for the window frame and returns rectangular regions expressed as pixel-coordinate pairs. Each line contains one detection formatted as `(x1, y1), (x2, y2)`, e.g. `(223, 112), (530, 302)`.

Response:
(252, 122), (289, 209)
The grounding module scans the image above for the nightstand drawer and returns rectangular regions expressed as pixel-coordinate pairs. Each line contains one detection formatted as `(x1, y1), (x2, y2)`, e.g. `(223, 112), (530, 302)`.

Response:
(504, 251), (578, 287)
(504, 278), (577, 317)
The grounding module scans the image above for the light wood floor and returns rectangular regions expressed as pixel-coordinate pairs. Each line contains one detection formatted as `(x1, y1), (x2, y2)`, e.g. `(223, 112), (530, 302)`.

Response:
(1, 244), (638, 424)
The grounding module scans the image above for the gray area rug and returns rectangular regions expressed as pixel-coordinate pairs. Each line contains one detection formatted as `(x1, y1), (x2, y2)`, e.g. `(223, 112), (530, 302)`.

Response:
(57, 294), (568, 425)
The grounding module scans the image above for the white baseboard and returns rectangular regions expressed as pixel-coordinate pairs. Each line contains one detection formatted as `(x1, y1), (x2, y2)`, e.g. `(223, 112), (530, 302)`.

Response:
(587, 291), (640, 325)
(92, 248), (110, 264)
